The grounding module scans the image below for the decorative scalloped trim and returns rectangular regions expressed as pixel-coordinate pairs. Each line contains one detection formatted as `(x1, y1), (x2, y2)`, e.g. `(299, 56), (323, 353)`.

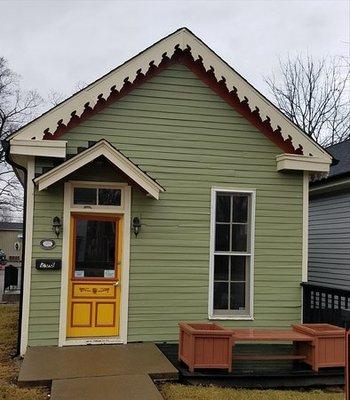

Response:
(43, 46), (302, 154)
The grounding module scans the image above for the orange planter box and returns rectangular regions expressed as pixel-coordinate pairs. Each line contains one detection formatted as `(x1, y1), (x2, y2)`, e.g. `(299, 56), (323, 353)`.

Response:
(178, 322), (234, 373)
(293, 323), (345, 372)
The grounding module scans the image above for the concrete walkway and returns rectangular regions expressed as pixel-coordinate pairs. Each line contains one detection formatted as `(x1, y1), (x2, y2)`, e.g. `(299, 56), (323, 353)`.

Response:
(19, 343), (178, 399)
(51, 375), (164, 400)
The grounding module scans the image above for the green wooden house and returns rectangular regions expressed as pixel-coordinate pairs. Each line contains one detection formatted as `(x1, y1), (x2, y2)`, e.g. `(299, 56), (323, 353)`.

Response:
(5, 28), (332, 355)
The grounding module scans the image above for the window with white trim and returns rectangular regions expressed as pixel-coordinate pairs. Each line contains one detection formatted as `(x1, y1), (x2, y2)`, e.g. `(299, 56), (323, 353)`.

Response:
(70, 183), (125, 210)
(210, 189), (254, 318)
(73, 187), (121, 206)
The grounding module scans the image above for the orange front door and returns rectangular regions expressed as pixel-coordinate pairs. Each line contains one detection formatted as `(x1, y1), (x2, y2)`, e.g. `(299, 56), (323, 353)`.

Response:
(67, 213), (122, 338)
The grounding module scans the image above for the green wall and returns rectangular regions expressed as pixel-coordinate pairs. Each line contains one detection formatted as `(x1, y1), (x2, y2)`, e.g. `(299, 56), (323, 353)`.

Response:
(28, 63), (303, 346)
(30, 182), (63, 346)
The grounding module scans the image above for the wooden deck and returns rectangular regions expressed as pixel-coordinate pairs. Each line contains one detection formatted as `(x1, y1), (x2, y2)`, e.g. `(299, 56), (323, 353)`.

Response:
(157, 343), (344, 389)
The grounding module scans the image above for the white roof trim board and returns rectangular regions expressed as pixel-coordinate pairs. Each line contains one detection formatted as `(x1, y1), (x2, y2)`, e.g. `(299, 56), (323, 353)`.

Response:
(276, 154), (331, 173)
(10, 28), (331, 164)
(10, 139), (67, 158)
(34, 140), (165, 199)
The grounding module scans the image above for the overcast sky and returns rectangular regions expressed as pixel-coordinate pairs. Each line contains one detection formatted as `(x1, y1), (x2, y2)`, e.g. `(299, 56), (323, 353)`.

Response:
(0, 0), (349, 105)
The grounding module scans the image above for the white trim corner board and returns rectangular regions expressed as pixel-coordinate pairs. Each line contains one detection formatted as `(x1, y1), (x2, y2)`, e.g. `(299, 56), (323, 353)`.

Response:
(302, 171), (309, 283)
(20, 157), (35, 356)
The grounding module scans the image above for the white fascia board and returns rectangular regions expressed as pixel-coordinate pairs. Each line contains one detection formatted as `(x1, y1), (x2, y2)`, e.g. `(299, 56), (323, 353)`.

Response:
(10, 139), (67, 158)
(276, 153), (331, 173)
(34, 140), (164, 199)
(9, 28), (330, 161)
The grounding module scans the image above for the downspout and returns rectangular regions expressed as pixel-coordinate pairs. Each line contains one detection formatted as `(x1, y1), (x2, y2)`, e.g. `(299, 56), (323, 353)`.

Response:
(1, 139), (27, 356)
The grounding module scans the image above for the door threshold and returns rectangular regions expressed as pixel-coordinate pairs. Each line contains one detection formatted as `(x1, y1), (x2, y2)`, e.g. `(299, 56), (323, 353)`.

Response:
(63, 337), (124, 346)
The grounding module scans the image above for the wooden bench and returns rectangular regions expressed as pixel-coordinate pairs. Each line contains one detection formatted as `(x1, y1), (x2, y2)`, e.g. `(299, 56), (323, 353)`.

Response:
(178, 323), (344, 373)
(231, 329), (313, 366)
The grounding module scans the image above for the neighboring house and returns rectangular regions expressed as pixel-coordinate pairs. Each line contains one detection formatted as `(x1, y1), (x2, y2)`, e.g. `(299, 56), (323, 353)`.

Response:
(308, 139), (350, 290)
(0, 221), (23, 268)
(0, 222), (23, 297)
(4, 28), (332, 356)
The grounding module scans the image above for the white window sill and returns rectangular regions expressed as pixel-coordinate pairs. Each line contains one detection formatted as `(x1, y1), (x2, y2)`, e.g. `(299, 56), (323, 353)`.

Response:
(209, 315), (254, 321)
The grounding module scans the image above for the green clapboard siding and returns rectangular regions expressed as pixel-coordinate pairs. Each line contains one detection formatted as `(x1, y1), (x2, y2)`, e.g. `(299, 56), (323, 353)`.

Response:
(29, 182), (63, 346)
(28, 63), (303, 345)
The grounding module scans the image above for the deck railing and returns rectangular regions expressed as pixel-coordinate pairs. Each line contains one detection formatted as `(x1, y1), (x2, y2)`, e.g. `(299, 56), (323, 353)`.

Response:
(301, 282), (350, 327)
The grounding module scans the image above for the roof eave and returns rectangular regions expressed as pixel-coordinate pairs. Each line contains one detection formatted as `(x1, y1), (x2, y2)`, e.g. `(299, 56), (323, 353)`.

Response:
(8, 28), (329, 161)
(276, 153), (332, 173)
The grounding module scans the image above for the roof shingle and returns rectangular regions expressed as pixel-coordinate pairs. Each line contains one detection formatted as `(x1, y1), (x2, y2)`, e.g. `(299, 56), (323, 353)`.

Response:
(0, 222), (23, 231)
(327, 139), (350, 178)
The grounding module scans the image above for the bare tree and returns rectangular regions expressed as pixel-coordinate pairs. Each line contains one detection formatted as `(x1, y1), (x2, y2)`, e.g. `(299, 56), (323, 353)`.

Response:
(47, 89), (66, 106)
(0, 162), (24, 221)
(47, 80), (87, 107)
(0, 57), (42, 221)
(265, 54), (350, 146)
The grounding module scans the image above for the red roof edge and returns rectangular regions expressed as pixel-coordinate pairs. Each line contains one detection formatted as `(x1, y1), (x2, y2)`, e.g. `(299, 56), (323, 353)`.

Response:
(43, 46), (302, 155)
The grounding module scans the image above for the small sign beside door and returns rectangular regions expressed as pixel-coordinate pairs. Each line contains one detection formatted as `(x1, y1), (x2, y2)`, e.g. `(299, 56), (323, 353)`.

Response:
(35, 259), (62, 270)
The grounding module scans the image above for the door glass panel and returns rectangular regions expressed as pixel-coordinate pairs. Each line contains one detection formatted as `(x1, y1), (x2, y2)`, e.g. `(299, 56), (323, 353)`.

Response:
(74, 188), (97, 205)
(74, 218), (116, 278)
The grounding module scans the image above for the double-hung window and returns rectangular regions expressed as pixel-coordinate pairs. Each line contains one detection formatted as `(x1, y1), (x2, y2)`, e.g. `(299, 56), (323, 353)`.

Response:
(209, 188), (255, 319)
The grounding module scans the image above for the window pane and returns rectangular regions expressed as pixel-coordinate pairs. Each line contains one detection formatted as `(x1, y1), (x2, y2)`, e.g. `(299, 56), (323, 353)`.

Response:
(98, 189), (121, 206)
(215, 224), (230, 251)
(216, 195), (231, 222)
(230, 282), (245, 310)
(232, 224), (247, 251)
(73, 188), (97, 205)
(233, 195), (248, 223)
(214, 255), (229, 280)
(214, 282), (229, 310)
(231, 256), (246, 281)
(75, 219), (116, 278)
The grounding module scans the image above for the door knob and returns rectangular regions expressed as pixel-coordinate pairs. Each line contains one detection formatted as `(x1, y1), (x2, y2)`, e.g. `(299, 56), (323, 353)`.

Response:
(114, 281), (120, 287)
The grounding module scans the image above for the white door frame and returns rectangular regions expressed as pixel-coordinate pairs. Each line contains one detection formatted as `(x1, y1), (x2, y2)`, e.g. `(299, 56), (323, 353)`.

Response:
(58, 181), (131, 346)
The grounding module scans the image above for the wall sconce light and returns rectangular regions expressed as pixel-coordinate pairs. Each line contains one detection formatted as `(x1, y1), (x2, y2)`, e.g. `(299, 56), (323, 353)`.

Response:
(52, 217), (62, 237)
(132, 217), (141, 237)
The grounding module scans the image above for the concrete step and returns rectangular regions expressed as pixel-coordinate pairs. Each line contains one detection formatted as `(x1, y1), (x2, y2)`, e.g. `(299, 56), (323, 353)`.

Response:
(51, 374), (164, 400)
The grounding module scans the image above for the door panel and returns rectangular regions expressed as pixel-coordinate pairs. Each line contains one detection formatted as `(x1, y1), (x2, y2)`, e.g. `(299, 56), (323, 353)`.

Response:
(67, 214), (122, 338)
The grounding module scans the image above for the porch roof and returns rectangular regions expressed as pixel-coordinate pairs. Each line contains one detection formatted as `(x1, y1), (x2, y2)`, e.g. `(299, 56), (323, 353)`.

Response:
(33, 139), (165, 199)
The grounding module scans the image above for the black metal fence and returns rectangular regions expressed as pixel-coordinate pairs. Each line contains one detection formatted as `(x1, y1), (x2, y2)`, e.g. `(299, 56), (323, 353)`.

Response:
(302, 282), (350, 327)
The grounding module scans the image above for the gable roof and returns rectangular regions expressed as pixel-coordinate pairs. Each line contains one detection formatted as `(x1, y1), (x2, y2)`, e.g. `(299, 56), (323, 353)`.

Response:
(33, 140), (165, 199)
(0, 222), (23, 231)
(326, 139), (350, 178)
(9, 28), (331, 163)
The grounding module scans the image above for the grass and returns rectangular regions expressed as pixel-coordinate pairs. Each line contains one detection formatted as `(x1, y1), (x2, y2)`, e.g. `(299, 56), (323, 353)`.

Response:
(0, 304), (48, 400)
(160, 383), (343, 400)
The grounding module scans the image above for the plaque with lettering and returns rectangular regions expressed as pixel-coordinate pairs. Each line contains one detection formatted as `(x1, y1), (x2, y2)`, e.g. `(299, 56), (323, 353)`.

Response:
(35, 259), (62, 270)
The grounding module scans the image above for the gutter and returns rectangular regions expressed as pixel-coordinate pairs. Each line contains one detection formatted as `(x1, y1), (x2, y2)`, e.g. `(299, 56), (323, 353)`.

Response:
(1, 139), (27, 356)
